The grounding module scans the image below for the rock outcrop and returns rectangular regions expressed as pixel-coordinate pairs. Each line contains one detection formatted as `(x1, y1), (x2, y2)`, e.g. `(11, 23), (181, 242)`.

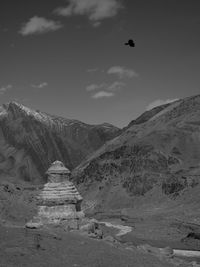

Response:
(26, 161), (84, 229)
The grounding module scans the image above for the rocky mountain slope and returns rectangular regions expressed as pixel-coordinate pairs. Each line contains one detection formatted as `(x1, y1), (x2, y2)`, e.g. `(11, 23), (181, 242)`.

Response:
(0, 102), (120, 183)
(73, 94), (200, 216)
(124, 102), (173, 129)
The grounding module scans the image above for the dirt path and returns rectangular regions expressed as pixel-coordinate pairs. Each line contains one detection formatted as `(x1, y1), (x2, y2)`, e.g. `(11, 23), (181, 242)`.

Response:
(100, 221), (132, 236)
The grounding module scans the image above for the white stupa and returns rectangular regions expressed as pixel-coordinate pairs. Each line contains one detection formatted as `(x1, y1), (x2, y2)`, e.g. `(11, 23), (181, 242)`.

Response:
(26, 161), (84, 229)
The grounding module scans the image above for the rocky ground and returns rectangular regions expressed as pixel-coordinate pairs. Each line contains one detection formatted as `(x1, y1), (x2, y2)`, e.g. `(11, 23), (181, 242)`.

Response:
(1, 169), (200, 266)
(0, 223), (178, 267)
(1, 216), (200, 267)
(1, 181), (200, 266)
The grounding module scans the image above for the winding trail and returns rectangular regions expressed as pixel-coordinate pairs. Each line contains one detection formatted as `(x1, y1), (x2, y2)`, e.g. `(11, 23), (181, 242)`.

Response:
(99, 221), (200, 259)
(100, 221), (132, 236)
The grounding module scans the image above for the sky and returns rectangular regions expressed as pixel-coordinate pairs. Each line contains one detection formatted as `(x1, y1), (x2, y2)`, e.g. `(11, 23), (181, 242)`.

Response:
(0, 0), (200, 128)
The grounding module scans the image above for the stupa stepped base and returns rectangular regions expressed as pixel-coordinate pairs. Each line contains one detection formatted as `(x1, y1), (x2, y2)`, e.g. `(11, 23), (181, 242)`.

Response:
(38, 205), (84, 221)
(37, 181), (83, 205)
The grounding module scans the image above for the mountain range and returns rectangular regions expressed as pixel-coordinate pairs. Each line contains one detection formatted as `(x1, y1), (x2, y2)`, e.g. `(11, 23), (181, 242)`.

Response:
(0, 102), (120, 183)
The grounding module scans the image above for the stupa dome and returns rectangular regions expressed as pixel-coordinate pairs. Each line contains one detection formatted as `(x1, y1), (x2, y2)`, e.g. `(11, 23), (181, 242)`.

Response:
(46, 161), (70, 174)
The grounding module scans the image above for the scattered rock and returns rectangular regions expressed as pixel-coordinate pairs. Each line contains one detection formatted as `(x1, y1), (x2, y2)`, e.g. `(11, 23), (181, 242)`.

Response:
(103, 235), (116, 243)
(95, 229), (103, 239)
(25, 220), (42, 229)
(190, 262), (200, 267)
(160, 246), (174, 258)
(86, 221), (104, 239)
(88, 232), (98, 239)
(186, 232), (200, 240)
(80, 220), (100, 234)
(137, 244), (174, 259)
(80, 222), (95, 232)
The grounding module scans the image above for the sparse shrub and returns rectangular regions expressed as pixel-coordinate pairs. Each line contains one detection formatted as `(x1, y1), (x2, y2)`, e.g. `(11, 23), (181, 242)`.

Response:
(123, 174), (158, 195)
(167, 156), (180, 166)
(34, 234), (42, 250)
(171, 146), (181, 155)
(162, 175), (187, 195)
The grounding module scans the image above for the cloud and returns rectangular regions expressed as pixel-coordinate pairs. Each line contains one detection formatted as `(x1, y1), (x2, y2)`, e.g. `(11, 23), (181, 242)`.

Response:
(54, 0), (122, 26)
(0, 84), (12, 95)
(86, 81), (125, 99)
(86, 83), (106, 91)
(92, 21), (101, 27)
(107, 81), (125, 91)
(86, 81), (125, 92)
(146, 98), (179, 111)
(92, 91), (114, 99)
(107, 66), (138, 79)
(31, 82), (48, 89)
(19, 16), (62, 36)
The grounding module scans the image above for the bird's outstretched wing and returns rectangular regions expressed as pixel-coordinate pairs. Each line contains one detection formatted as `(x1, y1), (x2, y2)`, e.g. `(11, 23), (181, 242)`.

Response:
(124, 39), (135, 47)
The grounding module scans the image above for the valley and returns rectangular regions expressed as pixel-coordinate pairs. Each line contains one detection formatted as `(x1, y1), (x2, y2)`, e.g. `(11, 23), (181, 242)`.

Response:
(1, 95), (200, 266)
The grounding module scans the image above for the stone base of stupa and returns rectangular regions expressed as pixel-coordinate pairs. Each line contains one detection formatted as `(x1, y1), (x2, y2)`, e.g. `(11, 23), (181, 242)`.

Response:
(26, 205), (84, 229)
(26, 217), (83, 230)
(38, 205), (84, 220)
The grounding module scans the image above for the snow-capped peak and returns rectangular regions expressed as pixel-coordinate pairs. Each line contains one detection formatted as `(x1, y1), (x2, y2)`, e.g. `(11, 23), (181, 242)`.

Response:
(7, 101), (53, 124)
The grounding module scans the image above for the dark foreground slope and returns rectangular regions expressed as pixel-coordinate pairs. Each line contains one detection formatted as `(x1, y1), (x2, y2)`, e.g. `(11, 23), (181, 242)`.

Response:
(73, 95), (200, 219)
(0, 102), (120, 183)
(0, 225), (176, 267)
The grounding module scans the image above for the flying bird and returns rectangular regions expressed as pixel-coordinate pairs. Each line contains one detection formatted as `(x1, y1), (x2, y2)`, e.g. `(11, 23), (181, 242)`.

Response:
(124, 39), (135, 47)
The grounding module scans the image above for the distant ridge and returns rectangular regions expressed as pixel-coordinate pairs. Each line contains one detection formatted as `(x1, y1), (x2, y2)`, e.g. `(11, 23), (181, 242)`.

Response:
(0, 101), (120, 183)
